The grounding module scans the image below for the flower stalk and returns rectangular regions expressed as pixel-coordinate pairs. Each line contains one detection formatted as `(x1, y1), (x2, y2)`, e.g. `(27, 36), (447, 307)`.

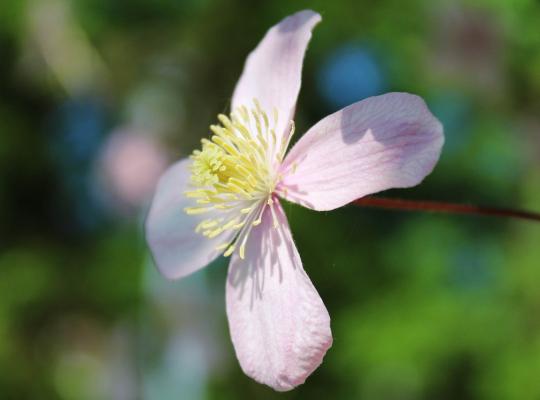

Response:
(354, 197), (540, 222)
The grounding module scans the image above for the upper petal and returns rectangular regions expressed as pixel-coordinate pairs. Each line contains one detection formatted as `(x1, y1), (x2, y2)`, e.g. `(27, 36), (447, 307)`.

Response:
(231, 10), (321, 139)
(278, 92), (444, 211)
(145, 159), (233, 279)
(225, 200), (332, 391)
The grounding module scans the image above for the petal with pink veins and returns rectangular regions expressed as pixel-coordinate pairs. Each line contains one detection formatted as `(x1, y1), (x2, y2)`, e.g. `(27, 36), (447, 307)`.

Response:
(279, 92), (444, 211)
(226, 200), (332, 391)
(232, 10), (321, 140)
(145, 159), (234, 280)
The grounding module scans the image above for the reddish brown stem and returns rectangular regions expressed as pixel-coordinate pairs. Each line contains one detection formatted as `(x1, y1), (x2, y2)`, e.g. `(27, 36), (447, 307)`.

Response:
(353, 196), (540, 222)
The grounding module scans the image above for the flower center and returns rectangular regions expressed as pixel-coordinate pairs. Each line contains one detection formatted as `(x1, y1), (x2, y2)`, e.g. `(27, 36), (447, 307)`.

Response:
(184, 100), (294, 259)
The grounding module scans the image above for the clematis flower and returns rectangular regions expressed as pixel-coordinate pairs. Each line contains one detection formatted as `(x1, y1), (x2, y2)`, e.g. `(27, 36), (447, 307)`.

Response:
(145, 10), (444, 391)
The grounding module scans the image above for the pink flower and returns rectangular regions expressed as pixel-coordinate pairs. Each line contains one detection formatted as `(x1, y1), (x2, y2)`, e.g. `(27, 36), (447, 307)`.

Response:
(98, 128), (168, 211)
(145, 10), (444, 391)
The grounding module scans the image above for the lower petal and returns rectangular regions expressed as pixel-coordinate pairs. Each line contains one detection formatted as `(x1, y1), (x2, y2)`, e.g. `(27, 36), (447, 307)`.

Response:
(145, 159), (233, 280)
(225, 200), (332, 391)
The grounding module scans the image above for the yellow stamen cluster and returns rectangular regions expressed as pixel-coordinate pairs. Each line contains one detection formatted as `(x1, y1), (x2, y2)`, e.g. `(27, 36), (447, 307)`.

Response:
(184, 100), (295, 259)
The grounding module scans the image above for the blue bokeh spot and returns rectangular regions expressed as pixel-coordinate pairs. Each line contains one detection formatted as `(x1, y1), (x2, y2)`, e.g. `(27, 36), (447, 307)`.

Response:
(318, 44), (386, 110)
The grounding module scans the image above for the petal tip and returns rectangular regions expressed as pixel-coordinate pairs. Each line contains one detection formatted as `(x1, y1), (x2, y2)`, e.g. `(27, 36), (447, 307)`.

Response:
(295, 9), (322, 24)
(269, 332), (333, 392)
(282, 10), (321, 35)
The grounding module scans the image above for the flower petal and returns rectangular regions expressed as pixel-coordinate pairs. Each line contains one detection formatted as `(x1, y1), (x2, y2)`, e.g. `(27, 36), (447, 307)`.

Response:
(225, 200), (332, 391)
(278, 93), (444, 211)
(232, 10), (321, 139)
(145, 158), (233, 280)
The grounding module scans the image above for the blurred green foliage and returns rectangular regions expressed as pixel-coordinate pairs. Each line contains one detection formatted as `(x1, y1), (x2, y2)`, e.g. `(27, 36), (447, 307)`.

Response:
(1, 0), (540, 399)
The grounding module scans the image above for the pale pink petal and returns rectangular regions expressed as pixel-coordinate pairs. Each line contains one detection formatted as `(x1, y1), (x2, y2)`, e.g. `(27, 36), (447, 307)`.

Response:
(145, 159), (234, 280)
(225, 200), (332, 391)
(232, 10), (321, 139)
(278, 93), (444, 211)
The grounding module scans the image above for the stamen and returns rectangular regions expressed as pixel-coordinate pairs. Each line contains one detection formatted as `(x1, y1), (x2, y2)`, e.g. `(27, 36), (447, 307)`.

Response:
(252, 202), (268, 226)
(184, 100), (295, 259)
(278, 120), (295, 162)
(269, 199), (280, 229)
(216, 242), (230, 251)
(185, 206), (214, 215)
(224, 245), (236, 257)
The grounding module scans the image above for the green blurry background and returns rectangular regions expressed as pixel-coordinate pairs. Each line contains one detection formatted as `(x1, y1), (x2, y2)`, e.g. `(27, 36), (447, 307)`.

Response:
(1, 0), (540, 399)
